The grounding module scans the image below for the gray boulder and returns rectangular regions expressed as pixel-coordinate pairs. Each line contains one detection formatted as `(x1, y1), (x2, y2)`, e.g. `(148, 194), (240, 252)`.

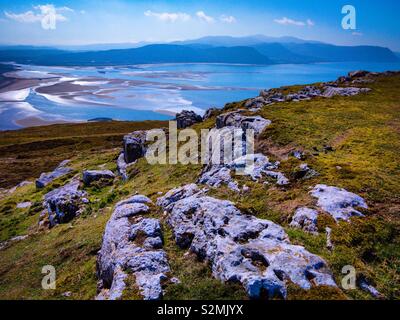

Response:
(203, 108), (220, 120)
(216, 111), (271, 136)
(82, 170), (115, 186)
(348, 70), (370, 78)
(322, 86), (371, 98)
(175, 110), (203, 129)
(42, 180), (87, 227)
(123, 131), (147, 164)
(36, 160), (72, 189)
(310, 184), (367, 221)
(97, 195), (170, 300)
(117, 153), (129, 180)
(290, 207), (319, 234)
(158, 185), (337, 299)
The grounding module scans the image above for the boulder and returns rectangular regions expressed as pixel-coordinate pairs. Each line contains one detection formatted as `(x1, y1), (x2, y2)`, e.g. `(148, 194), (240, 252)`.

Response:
(97, 195), (170, 300)
(292, 163), (319, 180)
(123, 131), (147, 164)
(322, 86), (371, 98)
(42, 180), (87, 227)
(117, 153), (129, 180)
(175, 110), (203, 129)
(16, 201), (32, 209)
(348, 70), (370, 78)
(157, 185), (337, 299)
(82, 170), (115, 186)
(197, 165), (240, 192)
(203, 108), (220, 120)
(198, 153), (289, 191)
(216, 111), (271, 136)
(310, 184), (367, 221)
(290, 207), (319, 234)
(36, 160), (72, 189)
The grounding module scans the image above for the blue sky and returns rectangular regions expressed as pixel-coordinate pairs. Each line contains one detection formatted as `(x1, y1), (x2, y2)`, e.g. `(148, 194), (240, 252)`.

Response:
(0, 0), (399, 51)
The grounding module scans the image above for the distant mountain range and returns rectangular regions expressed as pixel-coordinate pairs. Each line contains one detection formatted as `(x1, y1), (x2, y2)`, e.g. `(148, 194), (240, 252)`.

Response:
(0, 35), (398, 66)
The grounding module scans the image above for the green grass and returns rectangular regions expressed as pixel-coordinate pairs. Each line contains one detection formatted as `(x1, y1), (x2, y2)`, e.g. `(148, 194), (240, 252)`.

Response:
(0, 74), (399, 300)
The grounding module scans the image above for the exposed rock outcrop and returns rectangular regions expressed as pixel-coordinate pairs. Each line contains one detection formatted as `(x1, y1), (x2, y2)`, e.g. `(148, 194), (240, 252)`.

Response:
(290, 207), (319, 234)
(117, 153), (129, 180)
(0, 235), (29, 251)
(36, 160), (72, 189)
(123, 131), (147, 164)
(175, 110), (203, 129)
(157, 184), (337, 299)
(310, 184), (367, 222)
(292, 163), (319, 180)
(216, 111), (271, 136)
(322, 86), (371, 98)
(243, 72), (374, 111)
(198, 153), (289, 191)
(97, 195), (171, 300)
(82, 170), (115, 186)
(40, 180), (88, 227)
(203, 108), (220, 120)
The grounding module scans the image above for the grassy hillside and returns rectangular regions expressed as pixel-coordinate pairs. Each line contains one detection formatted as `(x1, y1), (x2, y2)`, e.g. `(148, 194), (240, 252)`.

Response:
(0, 74), (399, 300)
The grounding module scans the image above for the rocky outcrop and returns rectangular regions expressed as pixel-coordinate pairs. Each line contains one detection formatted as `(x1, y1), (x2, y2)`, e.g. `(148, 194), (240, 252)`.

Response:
(40, 180), (88, 228)
(198, 153), (289, 191)
(199, 110), (286, 191)
(16, 201), (32, 209)
(243, 72), (374, 111)
(157, 184), (337, 299)
(292, 163), (319, 180)
(97, 195), (171, 300)
(123, 131), (147, 164)
(310, 184), (367, 222)
(36, 160), (72, 189)
(175, 110), (203, 129)
(82, 170), (115, 186)
(216, 111), (271, 136)
(0, 235), (29, 251)
(290, 207), (319, 234)
(322, 86), (371, 98)
(203, 108), (220, 120)
(117, 153), (129, 180)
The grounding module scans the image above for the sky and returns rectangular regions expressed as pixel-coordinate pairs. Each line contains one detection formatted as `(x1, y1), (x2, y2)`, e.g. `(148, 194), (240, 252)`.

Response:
(0, 0), (399, 51)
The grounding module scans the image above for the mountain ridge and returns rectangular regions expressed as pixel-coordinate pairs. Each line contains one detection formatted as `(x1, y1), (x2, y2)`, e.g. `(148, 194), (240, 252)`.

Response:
(0, 35), (398, 66)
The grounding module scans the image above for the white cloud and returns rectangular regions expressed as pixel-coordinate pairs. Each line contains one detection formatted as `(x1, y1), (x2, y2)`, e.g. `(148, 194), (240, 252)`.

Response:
(4, 4), (71, 29)
(5, 10), (42, 23)
(196, 11), (214, 23)
(274, 17), (314, 27)
(220, 15), (236, 23)
(144, 10), (191, 22)
(307, 19), (315, 27)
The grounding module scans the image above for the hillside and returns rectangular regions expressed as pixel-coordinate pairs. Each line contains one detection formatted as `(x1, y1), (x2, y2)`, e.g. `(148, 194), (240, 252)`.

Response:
(0, 72), (399, 300)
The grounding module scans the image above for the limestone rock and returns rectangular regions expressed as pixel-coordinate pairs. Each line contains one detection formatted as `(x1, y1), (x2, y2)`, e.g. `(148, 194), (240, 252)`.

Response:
(36, 160), (72, 189)
(117, 153), (129, 180)
(123, 131), (147, 164)
(97, 195), (170, 300)
(158, 186), (337, 299)
(290, 207), (319, 234)
(42, 180), (87, 227)
(322, 86), (371, 98)
(17, 201), (32, 209)
(310, 184), (367, 221)
(82, 170), (115, 186)
(216, 111), (271, 136)
(203, 108), (220, 120)
(175, 110), (202, 129)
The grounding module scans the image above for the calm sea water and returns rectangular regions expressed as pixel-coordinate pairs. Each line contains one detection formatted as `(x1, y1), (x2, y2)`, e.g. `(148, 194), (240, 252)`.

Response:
(1, 61), (399, 130)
